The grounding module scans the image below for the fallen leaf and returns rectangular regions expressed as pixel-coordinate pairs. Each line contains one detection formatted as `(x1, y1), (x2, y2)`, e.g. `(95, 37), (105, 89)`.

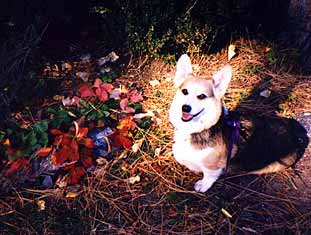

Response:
(133, 110), (155, 119)
(3, 138), (10, 146)
(53, 95), (65, 101)
(69, 166), (86, 185)
(66, 191), (79, 198)
(132, 139), (143, 153)
(128, 175), (140, 184)
(149, 79), (160, 87)
(36, 147), (52, 157)
(36, 200), (46, 211)
(81, 54), (91, 63)
(118, 116), (137, 133)
(62, 96), (81, 107)
(76, 72), (89, 82)
(154, 147), (161, 157)
(95, 87), (109, 102)
(79, 84), (96, 98)
(110, 88), (121, 100)
(81, 138), (94, 148)
(120, 98), (135, 113)
(168, 208), (178, 217)
(221, 208), (233, 218)
(6, 158), (28, 174)
(61, 62), (72, 71)
(228, 44), (237, 61)
(98, 51), (119, 66)
(259, 89), (271, 98)
(128, 89), (144, 102)
(50, 129), (64, 135)
(81, 156), (93, 168)
(114, 134), (132, 149)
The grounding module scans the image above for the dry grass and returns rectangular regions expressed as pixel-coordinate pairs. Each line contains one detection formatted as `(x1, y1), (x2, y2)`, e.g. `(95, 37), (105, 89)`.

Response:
(1, 38), (311, 234)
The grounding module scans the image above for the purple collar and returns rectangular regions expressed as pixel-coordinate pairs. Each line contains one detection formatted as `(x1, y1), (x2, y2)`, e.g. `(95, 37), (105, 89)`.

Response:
(225, 120), (240, 171)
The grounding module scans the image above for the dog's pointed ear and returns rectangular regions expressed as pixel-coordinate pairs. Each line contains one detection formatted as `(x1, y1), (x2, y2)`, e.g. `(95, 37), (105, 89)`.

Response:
(174, 54), (193, 88)
(212, 65), (232, 99)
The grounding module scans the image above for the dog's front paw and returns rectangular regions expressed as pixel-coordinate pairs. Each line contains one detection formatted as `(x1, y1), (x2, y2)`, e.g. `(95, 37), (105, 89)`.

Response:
(194, 179), (215, 193)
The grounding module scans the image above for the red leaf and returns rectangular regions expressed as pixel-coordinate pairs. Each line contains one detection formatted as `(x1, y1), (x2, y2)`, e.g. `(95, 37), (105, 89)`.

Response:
(120, 98), (135, 113)
(82, 156), (93, 168)
(50, 129), (64, 135)
(129, 89), (143, 102)
(101, 83), (113, 92)
(79, 84), (96, 98)
(69, 166), (86, 185)
(6, 158), (28, 174)
(51, 148), (67, 165)
(93, 78), (102, 88)
(120, 98), (129, 111)
(114, 134), (132, 149)
(95, 87), (109, 102)
(72, 96), (81, 107)
(68, 140), (79, 162)
(36, 147), (52, 157)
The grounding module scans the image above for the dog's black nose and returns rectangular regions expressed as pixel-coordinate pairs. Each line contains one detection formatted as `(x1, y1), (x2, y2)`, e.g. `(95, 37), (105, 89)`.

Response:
(182, 104), (191, 113)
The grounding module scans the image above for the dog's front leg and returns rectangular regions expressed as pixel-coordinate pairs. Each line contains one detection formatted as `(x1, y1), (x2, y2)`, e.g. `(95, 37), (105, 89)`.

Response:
(194, 168), (223, 192)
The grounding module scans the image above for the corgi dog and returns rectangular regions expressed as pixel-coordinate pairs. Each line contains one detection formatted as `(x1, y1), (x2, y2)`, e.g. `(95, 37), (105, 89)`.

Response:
(169, 54), (308, 192)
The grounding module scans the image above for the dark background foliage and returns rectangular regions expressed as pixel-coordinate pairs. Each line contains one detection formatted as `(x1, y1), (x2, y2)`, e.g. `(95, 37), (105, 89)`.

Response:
(0, 0), (291, 121)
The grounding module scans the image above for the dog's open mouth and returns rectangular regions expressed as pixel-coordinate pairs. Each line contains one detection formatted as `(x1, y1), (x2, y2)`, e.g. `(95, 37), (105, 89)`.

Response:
(181, 109), (204, 122)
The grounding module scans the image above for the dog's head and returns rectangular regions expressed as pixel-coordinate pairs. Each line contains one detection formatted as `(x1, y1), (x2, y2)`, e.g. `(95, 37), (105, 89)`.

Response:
(169, 54), (232, 134)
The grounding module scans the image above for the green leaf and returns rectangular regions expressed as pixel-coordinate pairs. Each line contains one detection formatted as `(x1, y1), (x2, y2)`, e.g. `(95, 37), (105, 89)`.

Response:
(47, 107), (57, 115)
(0, 132), (5, 142)
(6, 128), (13, 135)
(24, 131), (37, 147)
(137, 117), (152, 129)
(132, 103), (142, 112)
(32, 120), (49, 133)
(38, 132), (49, 146)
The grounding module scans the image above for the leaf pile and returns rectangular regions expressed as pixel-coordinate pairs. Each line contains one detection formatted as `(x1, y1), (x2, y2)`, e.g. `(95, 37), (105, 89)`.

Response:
(0, 56), (149, 188)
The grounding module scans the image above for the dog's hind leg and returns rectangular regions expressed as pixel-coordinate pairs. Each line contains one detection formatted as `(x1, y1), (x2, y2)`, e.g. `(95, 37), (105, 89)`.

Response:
(247, 150), (298, 175)
(194, 168), (224, 192)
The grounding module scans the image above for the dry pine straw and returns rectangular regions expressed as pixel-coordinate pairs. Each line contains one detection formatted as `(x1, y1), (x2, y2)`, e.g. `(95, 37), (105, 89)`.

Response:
(78, 38), (311, 234)
(2, 38), (311, 234)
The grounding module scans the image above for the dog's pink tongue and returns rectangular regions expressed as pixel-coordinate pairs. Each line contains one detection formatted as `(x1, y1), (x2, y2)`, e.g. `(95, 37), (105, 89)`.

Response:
(182, 112), (193, 121)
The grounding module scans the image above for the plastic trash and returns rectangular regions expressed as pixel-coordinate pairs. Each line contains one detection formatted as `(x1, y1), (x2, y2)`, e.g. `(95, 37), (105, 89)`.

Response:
(88, 127), (114, 157)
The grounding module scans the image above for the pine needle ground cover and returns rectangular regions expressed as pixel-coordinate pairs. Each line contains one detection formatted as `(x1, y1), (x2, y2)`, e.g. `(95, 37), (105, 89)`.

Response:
(0, 36), (311, 234)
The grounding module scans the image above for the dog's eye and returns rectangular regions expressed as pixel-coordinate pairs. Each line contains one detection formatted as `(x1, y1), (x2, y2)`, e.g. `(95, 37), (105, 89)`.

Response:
(181, 89), (188, 95)
(197, 94), (207, 100)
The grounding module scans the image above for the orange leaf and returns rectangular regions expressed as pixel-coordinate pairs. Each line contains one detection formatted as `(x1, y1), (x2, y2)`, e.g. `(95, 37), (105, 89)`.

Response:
(81, 138), (94, 148)
(114, 134), (132, 149)
(69, 166), (86, 184)
(118, 116), (137, 133)
(3, 138), (10, 146)
(36, 147), (52, 157)
(77, 127), (88, 139)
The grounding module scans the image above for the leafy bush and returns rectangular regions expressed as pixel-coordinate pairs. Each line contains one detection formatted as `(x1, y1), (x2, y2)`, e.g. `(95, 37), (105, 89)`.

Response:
(92, 0), (290, 62)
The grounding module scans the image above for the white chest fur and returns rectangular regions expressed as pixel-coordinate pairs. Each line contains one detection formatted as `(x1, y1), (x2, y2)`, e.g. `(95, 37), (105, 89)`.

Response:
(172, 130), (215, 173)
(172, 130), (224, 192)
